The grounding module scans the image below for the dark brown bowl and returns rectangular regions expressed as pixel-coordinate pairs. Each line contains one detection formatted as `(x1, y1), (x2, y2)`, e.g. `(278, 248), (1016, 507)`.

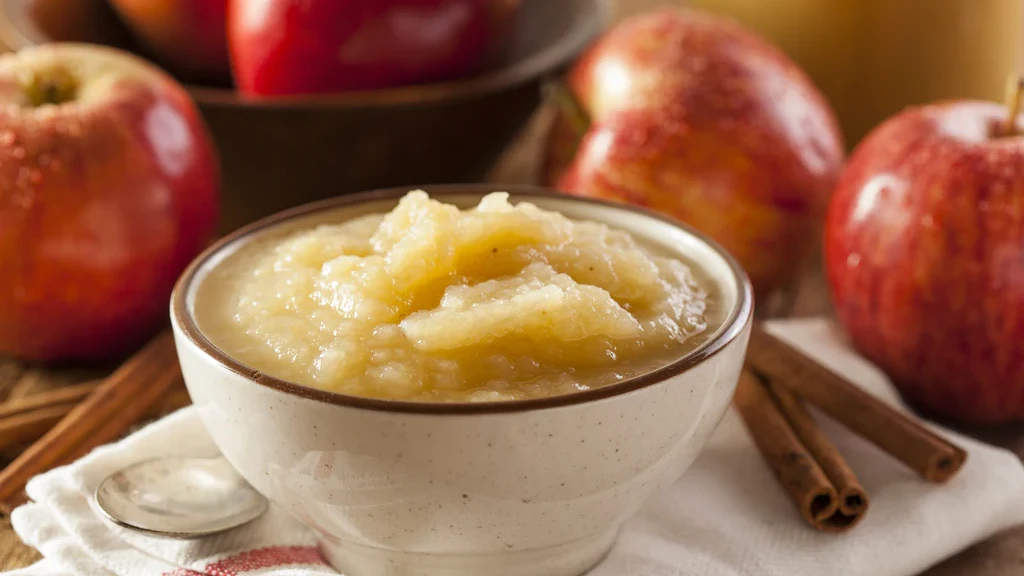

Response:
(0, 0), (607, 231)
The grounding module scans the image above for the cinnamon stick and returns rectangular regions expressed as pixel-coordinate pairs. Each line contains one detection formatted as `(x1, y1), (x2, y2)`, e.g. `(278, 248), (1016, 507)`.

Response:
(746, 324), (966, 483)
(64, 368), (183, 464)
(762, 374), (868, 524)
(0, 377), (190, 454)
(0, 381), (101, 452)
(0, 380), (99, 419)
(734, 370), (846, 531)
(0, 331), (181, 508)
(0, 405), (76, 454)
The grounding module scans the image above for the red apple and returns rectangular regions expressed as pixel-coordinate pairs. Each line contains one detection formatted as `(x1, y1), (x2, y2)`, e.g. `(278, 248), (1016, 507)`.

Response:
(825, 100), (1024, 424)
(544, 8), (844, 300)
(109, 0), (230, 81)
(0, 43), (220, 362)
(228, 0), (521, 96)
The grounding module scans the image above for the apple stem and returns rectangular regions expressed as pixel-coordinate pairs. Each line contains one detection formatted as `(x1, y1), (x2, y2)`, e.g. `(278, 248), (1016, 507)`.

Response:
(1003, 74), (1024, 137)
(542, 78), (591, 137)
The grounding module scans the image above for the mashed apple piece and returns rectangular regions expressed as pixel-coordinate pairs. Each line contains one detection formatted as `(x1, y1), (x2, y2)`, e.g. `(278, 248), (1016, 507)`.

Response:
(196, 191), (710, 402)
(400, 263), (644, 351)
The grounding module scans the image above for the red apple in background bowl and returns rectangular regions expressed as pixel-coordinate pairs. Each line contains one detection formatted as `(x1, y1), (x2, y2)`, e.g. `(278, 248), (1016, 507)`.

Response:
(109, 0), (230, 82)
(229, 0), (522, 96)
(544, 8), (844, 302)
(0, 43), (219, 362)
(825, 99), (1024, 424)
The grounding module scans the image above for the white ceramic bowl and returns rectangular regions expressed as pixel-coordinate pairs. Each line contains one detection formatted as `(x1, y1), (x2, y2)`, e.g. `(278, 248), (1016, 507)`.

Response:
(170, 185), (753, 576)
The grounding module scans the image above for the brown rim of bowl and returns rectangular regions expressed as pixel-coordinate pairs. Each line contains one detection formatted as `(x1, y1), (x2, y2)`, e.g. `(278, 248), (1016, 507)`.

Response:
(171, 184), (754, 415)
(0, 0), (609, 109)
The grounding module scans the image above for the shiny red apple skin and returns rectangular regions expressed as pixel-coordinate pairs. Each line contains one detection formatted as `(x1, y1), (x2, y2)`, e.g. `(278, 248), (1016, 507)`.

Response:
(0, 43), (220, 362)
(546, 9), (844, 299)
(825, 100), (1024, 424)
(109, 0), (230, 80)
(228, 0), (521, 96)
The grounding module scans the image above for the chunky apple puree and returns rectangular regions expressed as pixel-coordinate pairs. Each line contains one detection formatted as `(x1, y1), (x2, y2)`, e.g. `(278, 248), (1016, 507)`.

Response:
(195, 191), (711, 402)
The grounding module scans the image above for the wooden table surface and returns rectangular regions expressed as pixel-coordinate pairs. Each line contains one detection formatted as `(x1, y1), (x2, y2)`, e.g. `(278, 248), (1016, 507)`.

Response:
(1, 1), (1023, 573)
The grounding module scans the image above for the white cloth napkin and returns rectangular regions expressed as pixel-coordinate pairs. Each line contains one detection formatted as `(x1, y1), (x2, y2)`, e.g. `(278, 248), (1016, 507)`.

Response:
(8, 318), (1024, 576)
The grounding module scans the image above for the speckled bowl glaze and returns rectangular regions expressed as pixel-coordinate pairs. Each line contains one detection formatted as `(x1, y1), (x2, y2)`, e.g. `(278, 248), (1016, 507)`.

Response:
(170, 185), (753, 576)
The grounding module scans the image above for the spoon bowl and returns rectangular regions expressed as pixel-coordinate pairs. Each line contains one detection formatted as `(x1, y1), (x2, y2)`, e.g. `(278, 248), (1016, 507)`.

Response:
(94, 456), (268, 538)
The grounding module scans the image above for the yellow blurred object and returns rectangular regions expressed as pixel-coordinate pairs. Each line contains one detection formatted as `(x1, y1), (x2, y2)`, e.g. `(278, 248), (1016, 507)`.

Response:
(687, 0), (1024, 146)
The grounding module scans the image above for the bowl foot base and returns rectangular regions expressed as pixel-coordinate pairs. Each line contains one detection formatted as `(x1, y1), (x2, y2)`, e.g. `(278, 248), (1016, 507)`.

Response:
(319, 526), (618, 576)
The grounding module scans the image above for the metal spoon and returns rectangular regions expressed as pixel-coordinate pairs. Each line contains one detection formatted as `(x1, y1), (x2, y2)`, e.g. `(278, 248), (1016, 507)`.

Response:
(94, 456), (268, 538)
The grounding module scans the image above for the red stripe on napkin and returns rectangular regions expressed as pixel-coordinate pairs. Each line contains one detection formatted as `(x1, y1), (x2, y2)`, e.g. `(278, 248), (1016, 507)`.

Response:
(162, 545), (327, 576)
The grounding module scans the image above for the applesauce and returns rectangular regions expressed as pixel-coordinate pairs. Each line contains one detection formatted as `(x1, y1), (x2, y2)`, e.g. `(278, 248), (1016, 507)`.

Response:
(194, 191), (714, 402)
